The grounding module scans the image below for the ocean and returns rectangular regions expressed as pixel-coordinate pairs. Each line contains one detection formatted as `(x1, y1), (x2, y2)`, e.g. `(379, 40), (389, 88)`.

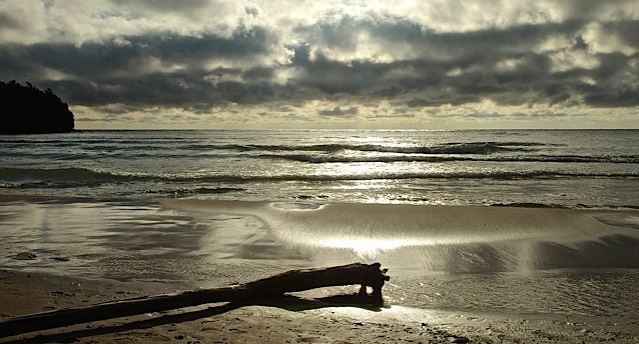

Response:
(1, 129), (639, 321)
(1, 129), (637, 208)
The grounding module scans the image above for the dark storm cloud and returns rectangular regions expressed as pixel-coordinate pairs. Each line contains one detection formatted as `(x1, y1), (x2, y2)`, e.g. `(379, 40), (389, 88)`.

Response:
(318, 106), (359, 117)
(0, 11), (20, 29)
(296, 16), (574, 101)
(582, 86), (639, 108)
(301, 15), (582, 61)
(293, 14), (639, 108)
(612, 21), (639, 48)
(109, 0), (211, 14)
(296, 54), (395, 95)
(1, 6), (638, 116)
(0, 26), (280, 108)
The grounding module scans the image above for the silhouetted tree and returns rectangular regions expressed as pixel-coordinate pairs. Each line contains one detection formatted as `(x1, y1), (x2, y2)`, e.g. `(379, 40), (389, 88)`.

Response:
(0, 80), (74, 134)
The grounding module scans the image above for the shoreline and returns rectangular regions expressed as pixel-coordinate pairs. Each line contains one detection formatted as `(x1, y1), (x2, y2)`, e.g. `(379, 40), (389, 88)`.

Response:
(1, 192), (638, 212)
(1, 195), (639, 342)
(2, 269), (638, 343)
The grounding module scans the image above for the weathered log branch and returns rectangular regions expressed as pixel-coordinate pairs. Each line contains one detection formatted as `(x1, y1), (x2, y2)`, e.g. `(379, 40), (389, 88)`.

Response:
(0, 262), (389, 338)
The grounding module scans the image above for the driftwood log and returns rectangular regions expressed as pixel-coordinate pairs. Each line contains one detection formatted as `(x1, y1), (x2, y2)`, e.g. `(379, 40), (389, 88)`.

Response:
(0, 262), (389, 338)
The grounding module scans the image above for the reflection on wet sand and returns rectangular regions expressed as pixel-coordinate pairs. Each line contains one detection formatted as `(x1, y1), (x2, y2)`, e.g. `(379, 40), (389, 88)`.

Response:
(1, 197), (639, 318)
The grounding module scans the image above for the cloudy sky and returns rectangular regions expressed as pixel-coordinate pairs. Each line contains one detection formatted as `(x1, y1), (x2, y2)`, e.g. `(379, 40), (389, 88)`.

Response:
(1, 0), (638, 129)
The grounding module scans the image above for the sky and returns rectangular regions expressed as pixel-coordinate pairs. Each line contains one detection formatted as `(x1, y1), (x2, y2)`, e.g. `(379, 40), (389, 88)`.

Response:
(1, 0), (638, 129)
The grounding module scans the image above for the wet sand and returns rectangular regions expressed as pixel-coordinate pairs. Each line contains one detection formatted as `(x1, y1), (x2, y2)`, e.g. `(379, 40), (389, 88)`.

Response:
(2, 269), (639, 343)
(1, 196), (639, 342)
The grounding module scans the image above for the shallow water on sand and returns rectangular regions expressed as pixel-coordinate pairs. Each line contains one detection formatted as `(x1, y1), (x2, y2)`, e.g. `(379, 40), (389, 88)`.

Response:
(1, 197), (638, 319)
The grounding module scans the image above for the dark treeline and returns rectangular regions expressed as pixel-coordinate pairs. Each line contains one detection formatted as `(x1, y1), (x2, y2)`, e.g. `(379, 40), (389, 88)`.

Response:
(0, 80), (74, 134)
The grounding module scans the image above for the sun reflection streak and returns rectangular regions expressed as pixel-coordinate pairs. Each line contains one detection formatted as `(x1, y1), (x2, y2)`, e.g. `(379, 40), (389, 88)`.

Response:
(314, 237), (430, 258)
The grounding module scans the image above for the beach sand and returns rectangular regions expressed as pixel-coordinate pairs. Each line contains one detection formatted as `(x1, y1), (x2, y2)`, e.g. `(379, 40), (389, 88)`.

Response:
(1, 196), (639, 343)
(2, 269), (639, 343)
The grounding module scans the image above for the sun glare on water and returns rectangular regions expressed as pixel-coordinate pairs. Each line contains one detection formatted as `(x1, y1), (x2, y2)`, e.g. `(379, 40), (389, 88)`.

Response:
(315, 237), (424, 258)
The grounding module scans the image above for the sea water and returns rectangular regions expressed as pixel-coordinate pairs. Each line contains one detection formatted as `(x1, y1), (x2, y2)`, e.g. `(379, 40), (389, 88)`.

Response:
(1, 130), (638, 319)
(1, 129), (637, 208)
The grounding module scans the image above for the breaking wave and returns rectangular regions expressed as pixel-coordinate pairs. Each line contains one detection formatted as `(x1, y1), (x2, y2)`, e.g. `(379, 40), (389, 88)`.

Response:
(2, 130), (637, 209)
(1, 167), (637, 188)
(263, 153), (639, 164)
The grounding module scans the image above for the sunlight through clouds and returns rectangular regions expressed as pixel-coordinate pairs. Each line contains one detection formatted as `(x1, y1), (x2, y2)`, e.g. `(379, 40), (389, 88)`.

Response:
(1, 0), (638, 129)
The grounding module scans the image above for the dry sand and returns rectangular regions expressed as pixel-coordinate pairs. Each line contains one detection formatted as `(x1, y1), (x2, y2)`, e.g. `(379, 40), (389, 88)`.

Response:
(1, 269), (638, 343)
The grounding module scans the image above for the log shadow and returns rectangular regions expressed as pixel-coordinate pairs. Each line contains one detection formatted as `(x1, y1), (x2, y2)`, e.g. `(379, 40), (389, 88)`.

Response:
(256, 293), (387, 312)
(3, 293), (385, 344)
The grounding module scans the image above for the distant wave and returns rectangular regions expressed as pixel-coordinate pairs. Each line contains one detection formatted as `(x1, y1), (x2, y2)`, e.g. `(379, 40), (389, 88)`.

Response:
(1, 141), (534, 154)
(259, 154), (464, 163)
(261, 153), (639, 164)
(5, 139), (637, 165)
(201, 141), (533, 155)
(4, 151), (637, 165)
(2, 130), (637, 210)
(146, 187), (246, 196)
(1, 167), (637, 186)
